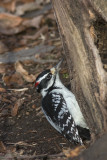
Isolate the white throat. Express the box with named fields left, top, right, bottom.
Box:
left=41, top=73, right=63, bottom=97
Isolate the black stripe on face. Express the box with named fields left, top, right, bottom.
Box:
left=36, top=69, right=50, bottom=82
left=36, top=69, right=53, bottom=92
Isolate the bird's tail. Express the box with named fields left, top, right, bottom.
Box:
left=77, top=126, right=91, bottom=141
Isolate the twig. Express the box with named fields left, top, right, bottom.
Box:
left=6, top=141, right=37, bottom=147
left=7, top=88, right=28, bottom=92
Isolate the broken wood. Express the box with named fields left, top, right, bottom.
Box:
left=51, top=0, right=107, bottom=139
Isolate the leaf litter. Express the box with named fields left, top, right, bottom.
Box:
left=0, top=0, right=76, bottom=160
left=0, top=13, right=43, bottom=35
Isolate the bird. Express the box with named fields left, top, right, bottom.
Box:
left=35, top=59, right=90, bottom=145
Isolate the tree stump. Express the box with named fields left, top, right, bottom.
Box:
left=51, top=0, right=107, bottom=139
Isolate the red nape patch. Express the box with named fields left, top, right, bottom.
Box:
left=35, top=82, right=40, bottom=87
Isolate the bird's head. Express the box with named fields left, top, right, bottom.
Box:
left=35, top=59, right=63, bottom=95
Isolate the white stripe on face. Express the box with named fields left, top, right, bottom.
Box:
left=36, top=73, right=49, bottom=83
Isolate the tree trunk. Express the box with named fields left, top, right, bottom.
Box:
left=51, top=0, right=107, bottom=140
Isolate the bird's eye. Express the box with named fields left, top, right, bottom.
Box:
left=47, top=73, right=52, bottom=80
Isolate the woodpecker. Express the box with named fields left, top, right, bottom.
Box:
left=35, top=59, right=90, bottom=145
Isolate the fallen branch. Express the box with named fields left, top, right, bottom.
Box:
left=0, top=45, right=55, bottom=63
left=7, top=88, right=28, bottom=92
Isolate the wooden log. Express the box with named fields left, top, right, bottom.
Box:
left=51, top=0, right=107, bottom=139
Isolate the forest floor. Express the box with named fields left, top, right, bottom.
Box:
left=0, top=1, right=81, bottom=159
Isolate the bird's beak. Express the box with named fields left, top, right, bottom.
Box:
left=50, top=59, right=63, bottom=75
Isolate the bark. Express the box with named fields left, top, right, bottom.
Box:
left=74, top=133, right=107, bottom=160
left=51, top=0, right=107, bottom=139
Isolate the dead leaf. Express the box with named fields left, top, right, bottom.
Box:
left=0, top=0, right=16, bottom=12
left=0, top=13, right=24, bottom=35
left=11, top=98, right=25, bottom=116
left=23, top=25, right=48, bottom=40
left=0, top=13, right=23, bottom=28
left=15, top=2, right=41, bottom=16
left=3, top=73, right=24, bottom=86
left=0, top=141, right=6, bottom=153
left=0, top=13, right=42, bottom=35
left=63, top=146, right=85, bottom=158
left=23, top=15, right=43, bottom=28
left=0, top=41, right=8, bottom=54
left=22, top=74, right=36, bottom=82
left=47, top=13, right=55, bottom=20
left=15, top=62, right=28, bottom=76
left=0, top=88, right=6, bottom=92
left=32, top=104, right=36, bottom=109
left=15, top=62, right=36, bottom=82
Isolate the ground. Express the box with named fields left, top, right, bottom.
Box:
left=0, top=61, right=73, bottom=157
left=0, top=1, right=76, bottom=159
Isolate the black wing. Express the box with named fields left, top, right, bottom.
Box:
left=77, top=126, right=91, bottom=141
left=42, top=92, right=83, bottom=144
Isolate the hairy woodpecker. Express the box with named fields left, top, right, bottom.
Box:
left=35, top=60, right=90, bottom=144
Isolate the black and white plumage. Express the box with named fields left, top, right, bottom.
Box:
left=35, top=59, right=90, bottom=144
left=42, top=92, right=83, bottom=144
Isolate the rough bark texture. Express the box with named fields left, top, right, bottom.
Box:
left=89, top=0, right=107, bottom=21
left=74, top=133, right=107, bottom=160
left=51, top=0, right=107, bottom=139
